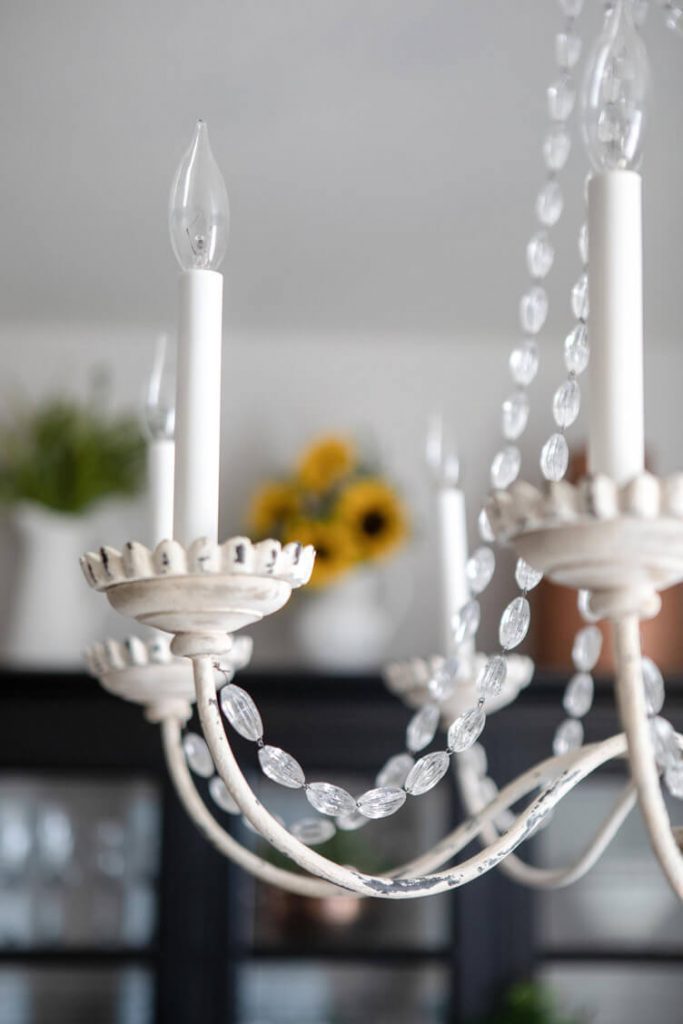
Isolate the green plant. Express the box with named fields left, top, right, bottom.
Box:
left=0, top=397, right=146, bottom=514
left=477, top=982, right=584, bottom=1024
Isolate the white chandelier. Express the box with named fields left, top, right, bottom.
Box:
left=82, top=0, right=683, bottom=904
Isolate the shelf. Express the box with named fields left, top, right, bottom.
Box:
left=241, top=946, right=454, bottom=964
left=0, top=947, right=158, bottom=965
left=538, top=949, right=683, bottom=964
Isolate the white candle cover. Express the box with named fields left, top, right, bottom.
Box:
left=437, top=487, right=472, bottom=657
left=174, top=268, right=223, bottom=545
left=148, top=438, right=175, bottom=546
left=587, top=171, right=644, bottom=484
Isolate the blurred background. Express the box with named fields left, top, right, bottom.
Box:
left=0, top=1, right=682, bottom=1022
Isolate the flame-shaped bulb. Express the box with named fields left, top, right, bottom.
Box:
left=581, top=0, right=649, bottom=171
left=426, top=414, right=460, bottom=487
left=169, top=120, right=230, bottom=271
left=146, top=333, right=176, bottom=440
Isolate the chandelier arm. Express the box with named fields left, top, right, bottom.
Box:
left=613, top=614, right=683, bottom=900
left=194, top=653, right=630, bottom=898
left=455, top=761, right=636, bottom=889
left=160, top=713, right=349, bottom=899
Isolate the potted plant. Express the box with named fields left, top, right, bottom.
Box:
left=0, top=394, right=145, bottom=667
left=476, top=982, right=585, bottom=1024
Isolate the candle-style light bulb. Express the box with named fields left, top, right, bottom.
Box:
left=169, top=120, right=230, bottom=271
left=581, top=0, right=649, bottom=172
left=146, top=333, right=176, bottom=440
left=426, top=413, right=460, bottom=488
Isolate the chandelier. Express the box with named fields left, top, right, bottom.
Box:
left=82, top=0, right=683, bottom=903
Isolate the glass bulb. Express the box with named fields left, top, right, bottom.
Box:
left=581, top=0, right=649, bottom=171
left=169, top=120, right=230, bottom=270
left=425, top=413, right=459, bottom=486
left=145, top=333, right=176, bottom=440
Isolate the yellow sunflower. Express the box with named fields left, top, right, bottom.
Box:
left=284, top=518, right=358, bottom=588
left=336, top=478, right=408, bottom=560
left=297, top=435, right=356, bottom=494
left=248, top=481, right=301, bottom=537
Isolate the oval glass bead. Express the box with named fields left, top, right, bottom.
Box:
left=478, top=507, right=495, bottom=543
left=428, top=657, right=460, bottom=702
left=490, top=446, right=521, bottom=489
left=502, top=391, right=530, bottom=441
left=306, top=782, right=356, bottom=818
left=335, top=808, right=367, bottom=832
left=563, top=672, right=595, bottom=718
left=665, top=762, right=683, bottom=799
left=220, top=684, right=264, bottom=742
left=357, top=786, right=407, bottom=819
left=553, top=718, right=584, bottom=756
left=526, top=230, right=554, bottom=279
left=406, top=703, right=440, bottom=753
left=519, top=286, right=548, bottom=335
left=404, top=751, right=451, bottom=796
left=543, top=125, right=571, bottom=171
left=642, top=657, right=665, bottom=716
left=515, top=557, right=543, bottom=592
left=540, top=433, right=569, bottom=483
left=571, top=272, right=589, bottom=320
left=466, top=547, right=496, bottom=595
left=547, top=77, right=576, bottom=121
left=258, top=745, right=305, bottom=789
left=553, top=377, right=581, bottom=429
left=447, top=706, right=486, bottom=753
left=209, top=776, right=239, bottom=814
left=572, top=625, right=603, bottom=672
left=477, top=655, right=507, bottom=699
left=651, top=716, right=680, bottom=771
left=376, top=752, right=415, bottom=788
left=499, top=596, right=531, bottom=650
left=564, top=323, right=590, bottom=374
left=290, top=818, right=336, bottom=846
left=509, top=340, right=539, bottom=386
left=183, top=732, right=214, bottom=778
left=555, top=29, right=582, bottom=70
left=452, top=599, right=481, bottom=646
left=536, top=179, right=563, bottom=227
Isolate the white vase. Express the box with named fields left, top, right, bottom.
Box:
left=293, top=568, right=397, bottom=673
left=2, top=503, right=100, bottom=669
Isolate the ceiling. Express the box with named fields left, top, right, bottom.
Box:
left=1, top=1, right=682, bottom=339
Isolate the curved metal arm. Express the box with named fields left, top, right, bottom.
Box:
left=194, top=653, right=631, bottom=899
left=614, top=615, right=683, bottom=900
left=455, top=759, right=636, bottom=889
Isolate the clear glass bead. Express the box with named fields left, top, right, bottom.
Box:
left=452, top=599, right=481, bottom=646
left=578, top=589, right=600, bottom=624
left=540, top=433, right=569, bottom=482
left=509, top=340, right=539, bottom=386
left=357, top=786, right=407, bottom=819
left=219, top=684, right=264, bottom=742
left=553, top=718, right=584, bottom=756
left=543, top=125, right=571, bottom=171
left=404, top=751, right=451, bottom=796
left=478, top=507, right=495, bottom=543
left=490, top=446, right=521, bottom=489
left=564, top=323, right=590, bottom=374
left=666, top=4, right=683, bottom=34
left=209, top=776, right=239, bottom=814
left=665, top=762, right=683, bottom=799
left=447, top=706, right=486, bottom=753
left=376, top=752, right=415, bottom=788
left=547, top=77, right=576, bottom=121
left=526, top=230, right=555, bottom=279
left=335, top=808, right=367, bottom=832
left=519, top=285, right=549, bottom=335
left=406, top=703, right=440, bottom=753
left=572, top=625, right=603, bottom=672
left=553, top=377, right=581, bottom=429
left=558, top=0, right=584, bottom=16
left=563, top=672, right=595, bottom=718
left=428, top=657, right=460, bottom=702
left=499, top=596, right=531, bottom=650
left=183, top=733, right=214, bottom=778
left=555, top=29, right=582, bottom=70
left=477, top=655, right=507, bottom=699
left=258, top=745, right=305, bottom=788
left=502, top=390, right=530, bottom=441
left=571, top=272, right=589, bottom=320
left=578, top=222, right=588, bottom=265
left=466, top=547, right=496, bottom=594
left=306, top=782, right=356, bottom=818
left=535, top=179, right=564, bottom=226
left=515, top=557, right=543, bottom=592
left=651, top=716, right=680, bottom=771
left=290, top=817, right=336, bottom=846
left=642, top=656, right=665, bottom=716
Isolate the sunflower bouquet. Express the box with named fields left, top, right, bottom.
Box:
left=247, top=435, right=408, bottom=588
